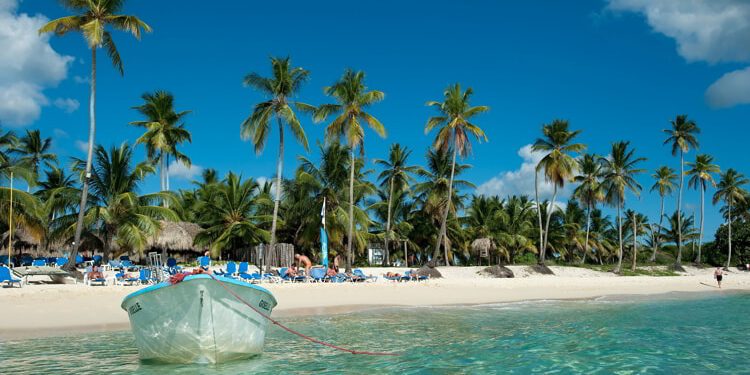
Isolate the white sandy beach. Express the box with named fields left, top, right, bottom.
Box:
left=2, top=265, right=748, bottom=340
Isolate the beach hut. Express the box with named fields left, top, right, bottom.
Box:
left=147, top=221, right=207, bottom=262
left=471, top=237, right=495, bottom=266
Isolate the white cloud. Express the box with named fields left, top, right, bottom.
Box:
left=476, top=144, right=575, bottom=204
left=75, top=140, right=88, bottom=153
left=0, top=0, right=73, bottom=126
left=73, top=75, right=89, bottom=84
left=53, top=98, right=79, bottom=113
left=705, top=66, right=750, bottom=108
left=606, top=0, right=750, bottom=108
left=53, top=128, right=68, bottom=138
left=168, top=160, right=203, bottom=180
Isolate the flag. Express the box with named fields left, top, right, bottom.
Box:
left=320, top=197, right=328, bottom=268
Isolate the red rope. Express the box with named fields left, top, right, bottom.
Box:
left=208, top=274, right=399, bottom=356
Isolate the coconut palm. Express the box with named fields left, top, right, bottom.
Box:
left=663, top=115, right=700, bottom=267
left=496, top=195, right=537, bottom=264
left=39, top=0, right=151, bottom=271
left=649, top=166, right=677, bottom=262
left=623, top=209, right=648, bottom=271
left=63, top=143, right=176, bottom=261
left=600, top=141, right=646, bottom=273
left=573, top=153, right=603, bottom=264
left=374, top=143, right=420, bottom=265
left=660, top=211, right=699, bottom=259
left=425, top=83, right=488, bottom=265
left=532, top=120, right=585, bottom=263
left=241, top=57, right=313, bottom=266
left=713, top=169, right=749, bottom=269
left=130, top=90, right=192, bottom=198
left=12, top=130, right=57, bottom=190
left=314, top=69, right=385, bottom=272
left=686, top=154, right=720, bottom=265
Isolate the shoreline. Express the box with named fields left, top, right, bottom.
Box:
left=2, top=265, right=749, bottom=341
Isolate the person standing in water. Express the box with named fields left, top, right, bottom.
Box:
left=714, top=267, right=726, bottom=288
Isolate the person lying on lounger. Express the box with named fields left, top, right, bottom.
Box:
left=385, top=272, right=402, bottom=278
left=286, top=266, right=299, bottom=278
left=326, top=267, right=338, bottom=277
left=89, top=264, right=104, bottom=280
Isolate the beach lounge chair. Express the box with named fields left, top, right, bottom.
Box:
left=32, top=259, right=46, bottom=267
left=279, top=267, right=307, bottom=283
left=166, top=258, right=182, bottom=275
left=309, top=267, right=328, bottom=282
left=353, top=269, right=377, bottom=282
left=93, top=255, right=103, bottom=264
left=138, top=269, right=153, bottom=285
left=198, top=256, right=211, bottom=271
left=83, top=266, right=107, bottom=286
left=75, top=254, right=84, bottom=266
left=109, top=260, right=121, bottom=270
left=383, top=272, right=410, bottom=282
left=0, top=266, right=21, bottom=287
left=121, top=260, right=136, bottom=271
left=19, top=255, right=33, bottom=266
left=215, top=262, right=238, bottom=278
left=55, top=257, right=67, bottom=268
left=405, top=270, right=429, bottom=281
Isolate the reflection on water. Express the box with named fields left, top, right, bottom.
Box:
left=2, top=293, right=748, bottom=374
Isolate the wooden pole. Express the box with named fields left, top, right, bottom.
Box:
left=7, top=172, right=13, bottom=266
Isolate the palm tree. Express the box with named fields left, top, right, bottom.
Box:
left=713, top=169, right=748, bottom=269
left=425, top=84, right=488, bottom=265
left=130, top=90, right=192, bottom=199
left=660, top=211, right=699, bottom=260
left=649, top=166, right=677, bottom=262
left=624, top=209, right=648, bottom=271
left=686, top=154, right=720, bottom=265
left=374, top=144, right=420, bottom=265
left=64, top=143, right=176, bottom=261
left=40, top=0, right=151, bottom=271
left=600, top=141, right=646, bottom=273
left=573, top=153, right=603, bottom=264
left=12, top=130, right=57, bottom=191
left=241, top=57, right=313, bottom=267
left=497, top=195, right=537, bottom=264
left=314, top=69, right=385, bottom=272
left=532, top=120, right=585, bottom=263
left=663, top=115, right=700, bottom=267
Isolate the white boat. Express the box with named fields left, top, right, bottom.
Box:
left=121, top=273, right=277, bottom=364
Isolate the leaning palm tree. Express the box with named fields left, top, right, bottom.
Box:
left=532, top=120, right=585, bottom=263
left=130, top=90, right=192, bottom=198
left=374, top=144, right=420, bottom=265
left=424, top=83, right=488, bottom=265
left=600, top=141, right=646, bottom=274
left=649, top=166, right=677, bottom=262
left=713, top=169, right=748, bottom=269
left=314, top=69, right=385, bottom=272
left=39, top=0, right=151, bottom=271
left=686, top=154, right=720, bottom=265
left=241, top=57, right=313, bottom=266
left=573, top=153, right=603, bottom=264
left=12, top=130, right=57, bottom=191
left=663, top=115, right=699, bottom=267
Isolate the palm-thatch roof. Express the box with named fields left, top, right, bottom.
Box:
left=148, top=221, right=205, bottom=251
left=2, top=226, right=41, bottom=247
left=471, top=237, right=495, bottom=256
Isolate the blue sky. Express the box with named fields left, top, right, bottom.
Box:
left=3, top=0, right=749, bottom=237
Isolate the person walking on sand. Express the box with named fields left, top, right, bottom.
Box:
left=714, top=267, right=726, bottom=288
left=295, top=253, right=312, bottom=276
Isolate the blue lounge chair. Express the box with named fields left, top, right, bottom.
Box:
left=0, top=266, right=22, bottom=287
left=46, top=257, right=56, bottom=266
left=84, top=266, right=106, bottom=286
left=123, top=271, right=140, bottom=286
left=121, top=260, right=135, bottom=271
left=75, top=254, right=84, bottom=266
left=138, top=268, right=153, bottom=284
left=405, top=270, right=429, bottom=281
left=32, top=259, right=46, bottom=267
left=279, top=267, right=307, bottom=282
left=353, top=269, right=377, bottom=282
left=109, top=260, right=121, bottom=270
left=55, top=257, right=68, bottom=267
left=309, top=267, right=328, bottom=282
left=93, top=255, right=103, bottom=264
left=19, top=255, right=33, bottom=266
left=198, top=256, right=211, bottom=271
left=165, top=258, right=182, bottom=275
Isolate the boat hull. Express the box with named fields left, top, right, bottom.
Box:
left=121, top=274, right=277, bottom=364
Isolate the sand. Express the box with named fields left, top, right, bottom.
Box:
left=2, top=265, right=748, bottom=340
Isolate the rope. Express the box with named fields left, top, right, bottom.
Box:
left=208, top=274, right=399, bottom=356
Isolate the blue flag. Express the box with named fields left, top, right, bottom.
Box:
left=321, top=197, right=329, bottom=268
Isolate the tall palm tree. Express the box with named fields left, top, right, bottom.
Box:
left=374, top=143, right=420, bottom=265
left=624, top=209, right=648, bottom=271
left=12, top=130, right=57, bottom=191
left=600, top=141, right=646, bottom=273
left=532, top=120, right=585, bottom=263
left=424, top=84, right=488, bottom=265
left=241, top=57, right=313, bottom=267
left=497, top=195, right=537, bottom=264
left=649, top=166, right=677, bottom=262
left=40, top=0, right=151, bottom=271
left=686, top=154, right=720, bottom=265
left=130, top=90, right=192, bottom=199
left=713, top=169, right=748, bottom=269
left=663, top=114, right=700, bottom=267
left=573, top=153, right=603, bottom=264
left=314, top=69, right=385, bottom=272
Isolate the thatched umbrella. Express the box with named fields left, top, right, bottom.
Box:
left=471, top=237, right=495, bottom=265
left=148, top=221, right=206, bottom=261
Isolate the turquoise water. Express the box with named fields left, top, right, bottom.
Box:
left=2, top=292, right=749, bottom=374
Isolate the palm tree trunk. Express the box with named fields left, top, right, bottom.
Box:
left=615, top=195, right=623, bottom=273
left=346, top=147, right=355, bottom=273
left=403, top=240, right=408, bottom=267
left=384, top=177, right=394, bottom=266
left=165, top=154, right=170, bottom=192
left=543, top=185, right=557, bottom=255
left=67, top=48, right=97, bottom=272
left=268, top=119, right=284, bottom=274
left=651, top=195, right=665, bottom=262
left=676, top=150, right=684, bottom=265
left=696, top=184, right=705, bottom=265
left=726, top=201, right=733, bottom=270
left=534, top=170, right=545, bottom=263
left=433, top=147, right=457, bottom=266
left=581, top=202, right=591, bottom=265
left=631, top=215, right=638, bottom=272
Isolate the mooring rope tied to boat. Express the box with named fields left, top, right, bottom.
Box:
left=208, top=274, right=400, bottom=356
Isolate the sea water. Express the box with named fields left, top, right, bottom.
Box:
left=2, top=292, right=749, bottom=374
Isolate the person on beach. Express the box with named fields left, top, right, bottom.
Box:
left=714, top=267, right=726, bottom=288
left=326, top=266, right=337, bottom=277
left=89, top=264, right=104, bottom=280
left=286, top=265, right=299, bottom=278
left=295, top=253, right=312, bottom=276
left=333, top=254, right=341, bottom=273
